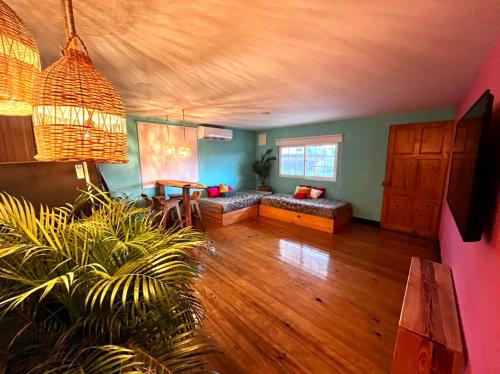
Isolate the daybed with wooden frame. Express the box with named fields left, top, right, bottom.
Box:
left=198, top=191, right=264, bottom=226
left=259, top=193, right=352, bottom=233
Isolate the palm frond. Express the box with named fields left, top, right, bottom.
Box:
left=76, top=345, right=139, bottom=374
left=0, top=187, right=218, bottom=373
left=252, top=149, right=276, bottom=186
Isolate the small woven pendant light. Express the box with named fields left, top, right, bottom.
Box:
left=0, top=0, right=41, bottom=115
left=32, top=0, right=127, bottom=163
left=164, top=113, right=176, bottom=156
left=178, top=109, right=192, bottom=158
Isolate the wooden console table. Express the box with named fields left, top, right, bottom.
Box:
left=157, top=180, right=206, bottom=227
left=392, top=257, right=464, bottom=374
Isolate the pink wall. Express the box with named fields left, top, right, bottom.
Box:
left=439, top=40, right=500, bottom=374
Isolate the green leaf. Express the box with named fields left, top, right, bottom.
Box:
left=0, top=187, right=217, bottom=373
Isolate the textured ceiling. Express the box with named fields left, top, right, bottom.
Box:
left=9, top=0, right=500, bottom=129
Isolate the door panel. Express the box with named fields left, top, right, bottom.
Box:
left=420, top=126, right=446, bottom=154
left=394, top=127, right=416, bottom=154
left=381, top=121, right=453, bottom=238
left=412, top=199, right=440, bottom=236
left=390, top=159, right=413, bottom=190
left=384, top=195, right=414, bottom=229
left=414, top=159, right=446, bottom=196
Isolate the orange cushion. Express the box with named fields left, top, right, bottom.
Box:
left=219, top=184, right=229, bottom=193
left=300, top=185, right=326, bottom=198
left=294, top=186, right=311, bottom=198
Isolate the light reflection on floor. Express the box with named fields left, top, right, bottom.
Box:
left=279, top=239, right=330, bottom=279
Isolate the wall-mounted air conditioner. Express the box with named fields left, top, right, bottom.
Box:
left=198, top=126, right=233, bottom=141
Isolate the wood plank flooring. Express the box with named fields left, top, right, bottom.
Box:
left=199, top=217, right=438, bottom=373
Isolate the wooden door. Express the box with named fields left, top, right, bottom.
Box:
left=381, top=121, right=453, bottom=238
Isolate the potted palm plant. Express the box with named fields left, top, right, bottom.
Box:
left=252, top=149, right=276, bottom=192
left=0, top=188, right=217, bottom=373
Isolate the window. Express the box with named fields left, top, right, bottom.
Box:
left=277, top=135, right=342, bottom=181
left=280, top=146, right=305, bottom=177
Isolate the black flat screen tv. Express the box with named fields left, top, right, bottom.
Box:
left=446, top=90, right=494, bottom=242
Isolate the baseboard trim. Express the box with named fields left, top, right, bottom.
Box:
left=352, top=216, right=380, bottom=227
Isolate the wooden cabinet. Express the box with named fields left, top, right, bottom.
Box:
left=0, top=115, right=37, bottom=163
left=0, top=161, right=101, bottom=210
left=392, top=257, right=464, bottom=374
left=381, top=121, right=453, bottom=238
left=0, top=116, right=108, bottom=209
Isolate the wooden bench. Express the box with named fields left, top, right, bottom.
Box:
left=258, top=204, right=352, bottom=233
left=202, top=204, right=259, bottom=226
left=392, top=257, right=464, bottom=374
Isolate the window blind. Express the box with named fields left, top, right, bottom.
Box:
left=275, top=134, right=343, bottom=147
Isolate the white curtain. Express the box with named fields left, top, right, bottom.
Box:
left=137, top=122, right=199, bottom=188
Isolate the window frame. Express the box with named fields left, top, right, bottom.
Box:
left=278, top=142, right=339, bottom=182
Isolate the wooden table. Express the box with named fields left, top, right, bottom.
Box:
left=157, top=180, right=206, bottom=226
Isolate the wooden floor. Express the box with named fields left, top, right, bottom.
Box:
left=199, top=217, right=439, bottom=373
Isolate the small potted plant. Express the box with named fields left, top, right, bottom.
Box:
left=252, top=149, right=276, bottom=192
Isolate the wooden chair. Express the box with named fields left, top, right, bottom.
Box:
left=151, top=196, right=183, bottom=228
left=167, top=191, right=204, bottom=230
left=190, top=190, right=204, bottom=231
left=140, top=193, right=154, bottom=213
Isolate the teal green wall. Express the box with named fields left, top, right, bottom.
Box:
left=100, top=108, right=454, bottom=221
left=257, top=107, right=455, bottom=221
left=99, top=115, right=256, bottom=197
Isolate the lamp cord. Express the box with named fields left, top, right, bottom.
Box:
left=62, top=0, right=76, bottom=38
left=61, top=0, right=90, bottom=55
left=182, top=109, right=186, bottom=141
left=166, top=113, right=170, bottom=142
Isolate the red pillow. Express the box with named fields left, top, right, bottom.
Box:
left=207, top=186, right=221, bottom=198
left=294, top=192, right=308, bottom=199
left=228, top=186, right=233, bottom=191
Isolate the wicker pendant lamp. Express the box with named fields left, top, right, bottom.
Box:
left=178, top=109, right=192, bottom=158
left=32, top=0, right=127, bottom=163
left=0, top=0, right=41, bottom=115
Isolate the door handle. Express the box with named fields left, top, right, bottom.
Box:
left=382, top=181, right=390, bottom=187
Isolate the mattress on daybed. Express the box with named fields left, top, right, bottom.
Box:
left=260, top=193, right=352, bottom=219
left=198, top=191, right=265, bottom=214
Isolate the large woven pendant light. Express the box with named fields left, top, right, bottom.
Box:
left=0, top=0, right=41, bottom=115
left=178, top=109, right=192, bottom=158
left=32, top=0, right=127, bottom=163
